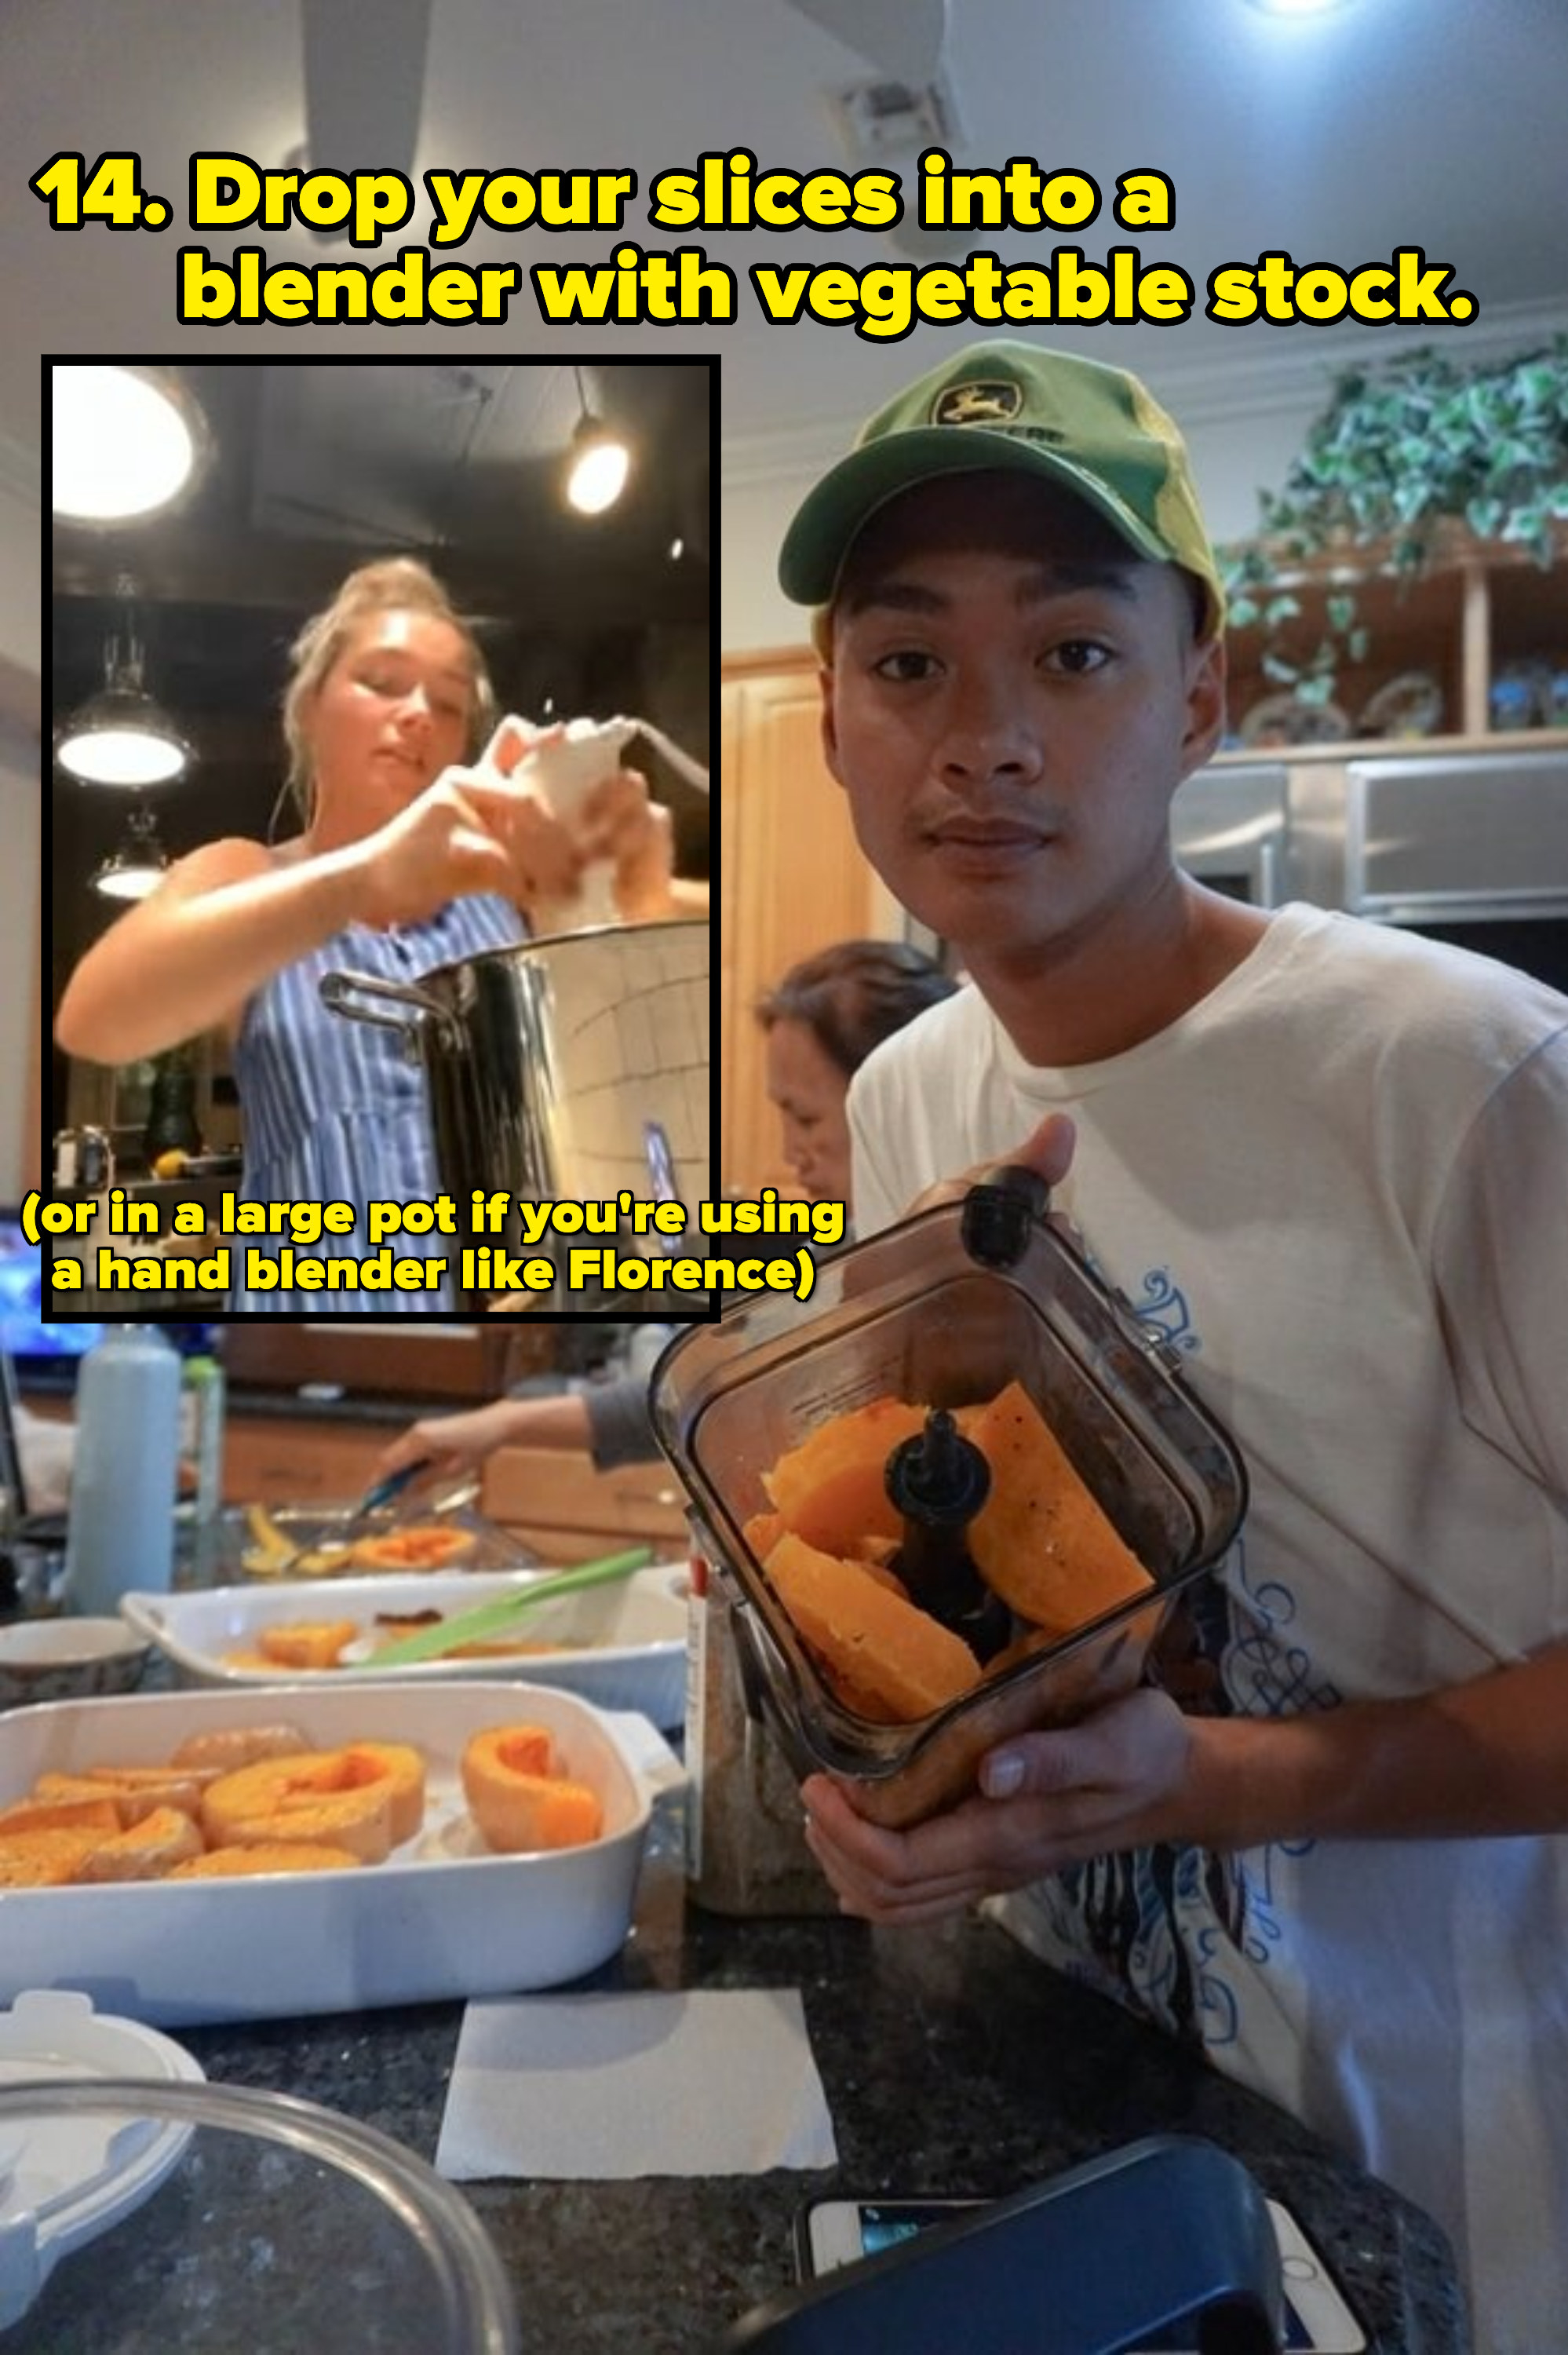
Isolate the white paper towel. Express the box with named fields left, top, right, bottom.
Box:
left=436, top=1988, right=838, bottom=2180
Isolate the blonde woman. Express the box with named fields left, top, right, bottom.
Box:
left=56, top=558, right=680, bottom=1311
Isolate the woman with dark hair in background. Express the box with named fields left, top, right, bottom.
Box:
left=375, top=939, right=957, bottom=1480
left=759, top=939, right=958, bottom=1210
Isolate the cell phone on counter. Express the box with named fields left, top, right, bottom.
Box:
left=796, top=2194, right=1367, bottom=2352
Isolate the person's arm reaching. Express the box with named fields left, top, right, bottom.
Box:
left=374, top=1374, right=661, bottom=1490
left=374, top=1394, right=596, bottom=1487
left=579, top=1378, right=657, bottom=1469
left=57, top=835, right=375, bottom=1066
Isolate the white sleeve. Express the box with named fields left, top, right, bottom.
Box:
left=1432, top=1026, right=1568, bottom=1501
left=846, top=1062, right=906, bottom=1238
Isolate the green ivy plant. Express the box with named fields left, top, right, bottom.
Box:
left=1217, top=334, right=1568, bottom=706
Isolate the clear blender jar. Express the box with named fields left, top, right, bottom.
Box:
left=652, top=1170, right=1249, bottom=1831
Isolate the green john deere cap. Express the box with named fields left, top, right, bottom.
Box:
left=779, top=338, right=1223, bottom=638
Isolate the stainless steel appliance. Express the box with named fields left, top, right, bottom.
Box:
left=1174, top=743, right=1568, bottom=993
left=322, top=918, right=710, bottom=1314
left=1169, top=761, right=1290, bottom=907
left=1336, top=749, right=1568, bottom=992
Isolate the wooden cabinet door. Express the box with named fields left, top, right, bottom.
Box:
left=222, top=1415, right=376, bottom=1505
left=722, top=655, right=901, bottom=1199
left=480, top=1445, right=689, bottom=1563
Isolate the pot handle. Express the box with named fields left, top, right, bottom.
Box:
left=625, top=716, right=709, bottom=797
left=319, top=966, right=445, bottom=1044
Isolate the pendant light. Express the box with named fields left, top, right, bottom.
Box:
left=58, top=578, right=189, bottom=788
left=57, top=626, right=188, bottom=787
left=564, top=366, right=630, bottom=514
left=52, top=365, right=206, bottom=524
left=90, top=803, right=170, bottom=901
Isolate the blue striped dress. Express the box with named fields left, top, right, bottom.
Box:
left=231, top=893, right=527, bottom=1313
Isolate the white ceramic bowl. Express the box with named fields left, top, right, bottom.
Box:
left=0, top=1618, right=150, bottom=1710
left=0, top=1681, right=683, bottom=2024
left=119, top=1565, right=687, bottom=1726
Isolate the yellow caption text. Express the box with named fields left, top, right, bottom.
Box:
left=26, top=151, right=1479, bottom=336
left=28, top=1187, right=844, bottom=1305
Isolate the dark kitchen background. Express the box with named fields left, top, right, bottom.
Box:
left=49, top=357, right=712, bottom=1158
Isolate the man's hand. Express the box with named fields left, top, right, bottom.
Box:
left=804, top=1636, right=1568, bottom=1924
left=904, top=1110, right=1078, bottom=1221
left=800, top=1687, right=1193, bottom=1922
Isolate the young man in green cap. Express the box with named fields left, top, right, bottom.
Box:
left=778, top=339, right=1568, bottom=2355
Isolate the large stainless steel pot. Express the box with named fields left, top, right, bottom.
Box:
left=320, top=919, right=709, bottom=1314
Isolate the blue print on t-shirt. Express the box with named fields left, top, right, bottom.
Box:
left=1028, top=1258, right=1334, bottom=2051
left=1131, top=1264, right=1201, bottom=1355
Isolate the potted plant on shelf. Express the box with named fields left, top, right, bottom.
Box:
left=1218, top=334, right=1568, bottom=724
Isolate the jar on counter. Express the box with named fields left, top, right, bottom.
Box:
left=63, top=1326, right=182, bottom=1612
left=171, top=1327, right=227, bottom=1584
left=684, top=1546, right=839, bottom=1917
left=52, top=1127, right=113, bottom=1191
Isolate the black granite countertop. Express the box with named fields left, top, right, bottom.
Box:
left=31, top=1806, right=1457, bottom=2354
left=0, top=1488, right=1471, bottom=2350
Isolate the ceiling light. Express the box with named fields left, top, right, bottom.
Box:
left=567, top=419, right=631, bottom=514
left=1244, top=0, right=1352, bottom=13
left=564, top=366, right=630, bottom=514
left=58, top=629, right=189, bottom=787
left=91, top=805, right=170, bottom=901
left=52, top=366, right=204, bottom=523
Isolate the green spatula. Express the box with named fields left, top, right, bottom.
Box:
left=348, top=1545, right=656, bottom=1669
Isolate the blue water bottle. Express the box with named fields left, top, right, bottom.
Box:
left=64, top=1324, right=182, bottom=1614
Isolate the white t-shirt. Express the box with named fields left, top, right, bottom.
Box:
left=849, top=904, right=1568, bottom=2354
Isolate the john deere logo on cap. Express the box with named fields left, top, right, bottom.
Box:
left=932, top=380, right=1023, bottom=427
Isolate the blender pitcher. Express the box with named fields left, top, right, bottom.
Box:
left=651, top=1169, right=1249, bottom=1830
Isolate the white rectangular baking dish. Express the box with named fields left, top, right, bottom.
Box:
left=120, top=1566, right=687, bottom=1729
left=0, top=1682, right=683, bottom=2028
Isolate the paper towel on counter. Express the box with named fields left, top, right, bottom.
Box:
left=436, top=1988, right=838, bottom=2179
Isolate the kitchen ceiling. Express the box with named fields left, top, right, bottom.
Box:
left=51, top=360, right=711, bottom=629
left=5, top=0, right=1568, bottom=473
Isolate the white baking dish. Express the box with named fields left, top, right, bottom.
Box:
left=0, top=1682, right=683, bottom=2028
left=120, top=1566, right=687, bottom=1729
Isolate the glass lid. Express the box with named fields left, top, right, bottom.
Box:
left=0, top=2076, right=518, bottom=2352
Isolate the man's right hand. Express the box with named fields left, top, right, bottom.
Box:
left=904, top=1111, right=1078, bottom=1220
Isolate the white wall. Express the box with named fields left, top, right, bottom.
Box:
left=722, top=385, right=1320, bottom=655
left=0, top=447, right=42, bottom=706
left=720, top=304, right=1568, bottom=655
left=0, top=720, right=40, bottom=1202
left=1, top=439, right=42, bottom=1201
